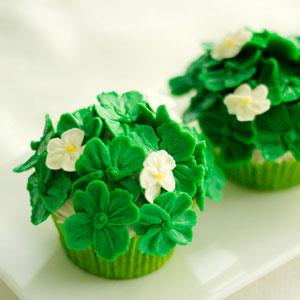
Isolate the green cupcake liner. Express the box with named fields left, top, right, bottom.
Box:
left=52, top=215, right=174, bottom=279
left=224, top=158, right=300, bottom=190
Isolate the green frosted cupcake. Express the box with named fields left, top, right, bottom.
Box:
left=13, top=91, right=225, bottom=279
left=169, top=28, right=300, bottom=190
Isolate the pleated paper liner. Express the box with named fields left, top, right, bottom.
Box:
left=52, top=214, right=174, bottom=279
left=224, top=158, right=300, bottom=190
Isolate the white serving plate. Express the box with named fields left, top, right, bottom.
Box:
left=1, top=1, right=300, bottom=299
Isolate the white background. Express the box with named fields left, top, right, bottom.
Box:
left=1, top=0, right=300, bottom=299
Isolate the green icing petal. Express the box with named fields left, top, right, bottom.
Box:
left=154, top=192, right=192, bottom=218
left=158, top=122, right=196, bottom=162
left=137, top=227, right=176, bottom=257
left=266, top=33, right=299, bottom=61
left=26, top=154, right=72, bottom=224
left=107, top=189, right=139, bottom=225
left=220, top=139, right=254, bottom=167
left=167, top=210, right=197, bottom=245
left=169, top=75, right=195, bottom=95
left=72, top=189, right=98, bottom=216
left=139, top=204, right=170, bottom=225
left=71, top=171, right=104, bottom=194
left=43, top=172, right=71, bottom=212
left=93, top=226, right=130, bottom=261
left=255, top=104, right=291, bottom=133
left=199, top=69, right=227, bottom=92
left=155, top=105, right=173, bottom=127
left=57, top=107, right=103, bottom=141
left=173, top=158, right=205, bottom=197
left=87, top=180, right=110, bottom=213
left=135, top=103, right=156, bottom=127
left=186, top=53, right=222, bottom=75
left=116, top=176, right=141, bottom=202
left=13, top=154, right=38, bottom=173
left=204, top=166, right=226, bottom=203
left=63, top=213, right=94, bottom=250
left=27, top=172, right=51, bottom=225
left=95, top=91, right=145, bottom=136
left=127, top=125, right=159, bottom=155
left=246, top=30, right=270, bottom=49
left=108, top=136, right=145, bottom=180
left=255, top=103, right=300, bottom=161
left=75, top=138, right=111, bottom=176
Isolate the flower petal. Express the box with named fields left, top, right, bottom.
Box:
left=108, top=189, right=138, bottom=225
left=159, top=171, right=176, bottom=192
left=158, top=150, right=176, bottom=171
left=138, top=227, right=176, bottom=257
left=145, top=184, right=161, bottom=203
left=86, top=180, right=109, bottom=213
left=140, top=168, right=156, bottom=188
left=154, top=192, right=192, bottom=217
left=236, top=105, right=256, bottom=121
left=46, top=152, right=64, bottom=170
left=63, top=213, right=93, bottom=250
left=224, top=95, right=243, bottom=114
left=61, top=153, right=76, bottom=172
left=167, top=210, right=197, bottom=245
left=93, top=226, right=129, bottom=261
left=234, top=84, right=252, bottom=96
left=235, top=28, right=252, bottom=45
left=252, top=84, right=269, bottom=99
left=61, top=128, right=85, bottom=147
left=47, top=138, right=65, bottom=153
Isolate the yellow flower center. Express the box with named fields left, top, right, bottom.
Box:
left=66, top=145, right=76, bottom=152
left=155, top=173, right=164, bottom=180
left=226, top=38, right=235, bottom=46
left=242, top=97, right=251, bottom=104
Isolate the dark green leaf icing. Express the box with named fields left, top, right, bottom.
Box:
left=169, top=29, right=300, bottom=166
left=13, top=90, right=223, bottom=260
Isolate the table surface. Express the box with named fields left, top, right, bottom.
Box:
left=1, top=0, right=300, bottom=299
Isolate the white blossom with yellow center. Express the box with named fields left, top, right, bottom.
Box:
left=140, top=150, right=176, bottom=203
left=46, top=128, right=85, bottom=172
left=211, top=28, right=253, bottom=60
left=224, top=84, right=271, bottom=121
left=144, top=90, right=181, bottom=122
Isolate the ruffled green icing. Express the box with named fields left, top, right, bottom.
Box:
left=13, top=90, right=223, bottom=261
left=169, top=29, right=300, bottom=166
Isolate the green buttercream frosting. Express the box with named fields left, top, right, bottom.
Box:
left=169, top=29, right=300, bottom=167
left=14, top=90, right=223, bottom=261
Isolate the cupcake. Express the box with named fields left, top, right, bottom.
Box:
left=169, top=28, right=300, bottom=190
left=13, top=91, right=224, bottom=279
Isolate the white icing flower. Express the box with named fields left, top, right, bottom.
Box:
left=224, top=84, right=271, bottom=121
left=46, top=128, right=85, bottom=172
left=211, top=28, right=253, bottom=60
left=144, top=90, right=181, bottom=122
left=140, top=150, right=176, bottom=203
